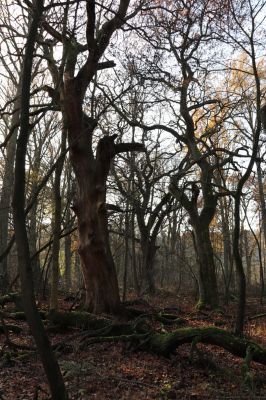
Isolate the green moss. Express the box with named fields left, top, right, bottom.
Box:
left=48, top=310, right=110, bottom=330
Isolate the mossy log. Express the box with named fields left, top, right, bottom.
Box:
left=47, top=310, right=111, bottom=330
left=146, top=327, right=266, bottom=365
left=47, top=310, right=151, bottom=334
left=81, top=326, right=266, bottom=366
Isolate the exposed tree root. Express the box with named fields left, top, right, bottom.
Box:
left=2, top=308, right=266, bottom=370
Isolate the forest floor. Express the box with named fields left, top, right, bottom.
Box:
left=1, top=291, right=266, bottom=399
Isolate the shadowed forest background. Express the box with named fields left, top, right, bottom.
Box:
left=1, top=0, right=266, bottom=399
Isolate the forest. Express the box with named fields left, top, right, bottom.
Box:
left=1, top=0, right=266, bottom=398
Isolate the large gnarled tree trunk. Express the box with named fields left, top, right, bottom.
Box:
left=42, top=0, right=141, bottom=313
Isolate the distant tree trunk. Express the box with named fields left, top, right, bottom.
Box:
left=243, top=230, right=253, bottom=290
left=257, top=159, right=266, bottom=247
left=50, top=126, right=66, bottom=310
left=12, top=1, right=67, bottom=398
left=64, top=232, right=72, bottom=292
left=220, top=197, right=233, bottom=304
left=28, top=200, right=41, bottom=292
left=130, top=213, right=140, bottom=295
left=140, top=236, right=157, bottom=294
left=170, top=181, right=218, bottom=309
left=123, top=204, right=130, bottom=301
left=28, top=145, right=42, bottom=293
left=233, top=197, right=246, bottom=336
left=0, top=87, right=21, bottom=293
left=64, top=171, right=73, bottom=292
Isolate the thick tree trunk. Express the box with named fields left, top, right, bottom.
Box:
left=141, top=238, right=157, bottom=294
left=194, top=224, right=218, bottom=309
left=76, top=189, right=121, bottom=313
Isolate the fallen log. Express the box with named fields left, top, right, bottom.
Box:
left=47, top=310, right=112, bottom=330
left=147, top=327, right=266, bottom=363
left=81, top=326, right=266, bottom=366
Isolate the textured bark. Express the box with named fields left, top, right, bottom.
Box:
left=72, top=135, right=123, bottom=313
left=193, top=225, right=218, bottom=308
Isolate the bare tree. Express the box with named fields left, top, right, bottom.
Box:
left=11, top=1, right=67, bottom=397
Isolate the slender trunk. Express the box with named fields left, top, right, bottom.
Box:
left=122, top=206, right=130, bottom=301
left=50, top=127, right=66, bottom=310
left=257, top=160, right=266, bottom=246
left=243, top=230, right=252, bottom=290
left=0, top=88, right=21, bottom=293
left=233, top=198, right=246, bottom=336
left=64, top=167, right=73, bottom=292
left=130, top=212, right=140, bottom=295
left=12, top=3, right=67, bottom=398
left=64, top=233, right=72, bottom=291
left=220, top=198, right=232, bottom=303
left=28, top=200, right=41, bottom=292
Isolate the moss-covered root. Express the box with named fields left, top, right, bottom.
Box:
left=147, top=327, right=266, bottom=365
left=47, top=310, right=139, bottom=335
left=47, top=310, right=111, bottom=330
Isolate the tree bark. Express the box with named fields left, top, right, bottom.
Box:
left=12, top=2, right=67, bottom=398
left=69, top=132, right=145, bottom=313
left=193, top=224, right=218, bottom=308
